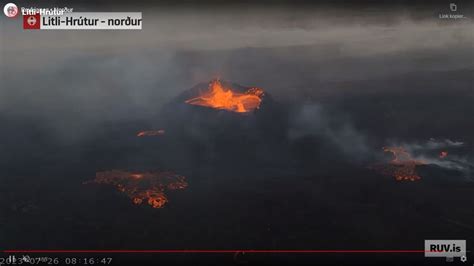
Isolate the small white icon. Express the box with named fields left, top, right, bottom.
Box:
left=460, top=255, right=467, bottom=262
left=3, top=3, right=18, bottom=18
left=450, top=3, right=457, bottom=12
left=27, top=15, right=37, bottom=26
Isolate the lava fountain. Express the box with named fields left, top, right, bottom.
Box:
left=185, top=79, right=264, bottom=113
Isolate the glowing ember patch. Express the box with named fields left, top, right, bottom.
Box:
left=84, top=170, right=187, bottom=208
left=130, top=173, right=143, bottom=179
left=185, top=80, right=263, bottom=113
left=371, top=147, right=425, bottom=181
left=137, top=129, right=165, bottom=137
left=440, top=151, right=448, bottom=159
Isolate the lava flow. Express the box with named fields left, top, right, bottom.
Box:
left=372, top=147, right=425, bottom=181
left=185, top=80, right=263, bottom=113
left=84, top=170, right=187, bottom=208
left=137, top=129, right=165, bottom=137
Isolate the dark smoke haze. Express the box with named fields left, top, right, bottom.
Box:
left=1, top=2, right=473, bottom=169
left=1, top=2, right=474, bottom=260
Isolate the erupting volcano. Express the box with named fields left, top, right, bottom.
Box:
left=371, top=147, right=425, bottom=181
left=185, top=80, right=264, bottom=113
left=84, top=170, right=187, bottom=208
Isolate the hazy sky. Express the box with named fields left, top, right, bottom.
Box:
left=0, top=2, right=472, bottom=142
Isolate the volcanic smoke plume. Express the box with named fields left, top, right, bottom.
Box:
left=85, top=170, right=187, bottom=208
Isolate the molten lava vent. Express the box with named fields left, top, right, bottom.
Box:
left=85, top=170, right=187, bottom=208
left=371, top=147, right=425, bottom=181
left=184, top=80, right=264, bottom=113
left=156, top=79, right=284, bottom=165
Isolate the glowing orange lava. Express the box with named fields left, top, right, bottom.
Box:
left=84, top=170, right=187, bottom=208
left=371, top=147, right=425, bottom=181
left=137, top=129, right=165, bottom=137
left=185, top=80, right=263, bottom=113
left=439, top=151, right=448, bottom=159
